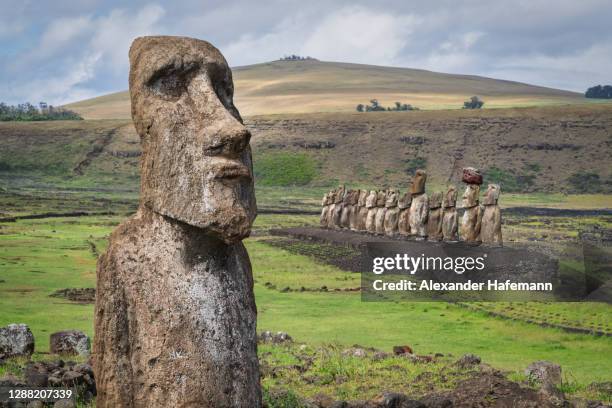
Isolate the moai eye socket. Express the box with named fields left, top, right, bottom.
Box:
left=147, top=62, right=200, bottom=100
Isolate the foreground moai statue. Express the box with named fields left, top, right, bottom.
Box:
left=374, top=190, right=387, bottom=235
left=481, top=184, right=503, bottom=245
left=442, top=185, right=459, bottom=241
left=460, top=167, right=483, bottom=243
left=94, top=37, right=261, bottom=407
left=409, top=170, right=429, bottom=240
left=427, top=191, right=443, bottom=241
left=384, top=189, right=400, bottom=237
left=357, top=190, right=369, bottom=231
left=365, top=190, right=378, bottom=233
left=397, top=190, right=412, bottom=236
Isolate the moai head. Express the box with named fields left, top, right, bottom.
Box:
left=129, top=36, right=255, bottom=244
left=385, top=189, right=399, bottom=208
left=398, top=191, right=412, bottom=209
left=429, top=191, right=443, bottom=209
left=462, top=184, right=480, bottom=208
left=443, top=185, right=457, bottom=208
left=366, top=190, right=377, bottom=208
left=350, top=189, right=360, bottom=205
left=483, top=184, right=501, bottom=205
left=343, top=189, right=353, bottom=205
left=358, top=190, right=368, bottom=207
left=411, top=170, right=427, bottom=195
left=376, top=190, right=387, bottom=207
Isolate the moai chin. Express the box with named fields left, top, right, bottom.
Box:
left=374, top=190, right=388, bottom=235
left=427, top=191, right=444, bottom=241
left=94, top=36, right=261, bottom=408
left=409, top=170, right=429, bottom=240
left=384, top=189, right=400, bottom=237
left=480, top=184, right=503, bottom=246
left=460, top=167, right=483, bottom=243
left=365, top=190, right=378, bottom=233
left=357, top=190, right=369, bottom=231
left=397, top=190, right=412, bottom=237
left=442, top=185, right=459, bottom=242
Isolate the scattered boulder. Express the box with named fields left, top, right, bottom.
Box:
left=372, top=392, right=425, bottom=408
left=342, top=347, right=367, bottom=358
left=259, top=331, right=293, bottom=344
left=525, top=360, right=562, bottom=385
left=455, top=353, right=481, bottom=367
left=50, top=288, right=95, bottom=303
left=50, top=330, right=90, bottom=356
left=0, top=323, right=35, bottom=358
left=393, top=345, right=413, bottom=355
left=24, top=362, right=49, bottom=387
left=54, top=399, right=76, bottom=408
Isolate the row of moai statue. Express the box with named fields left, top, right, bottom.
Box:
left=320, top=168, right=502, bottom=245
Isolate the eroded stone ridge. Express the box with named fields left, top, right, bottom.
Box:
left=319, top=167, right=502, bottom=245
left=94, top=36, right=261, bottom=407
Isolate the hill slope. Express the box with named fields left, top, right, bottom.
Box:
left=66, top=60, right=586, bottom=119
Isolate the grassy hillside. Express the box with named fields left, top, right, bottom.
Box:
left=65, top=60, right=589, bottom=119
left=1, top=104, right=611, bottom=197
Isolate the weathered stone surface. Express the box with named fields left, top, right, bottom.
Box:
left=383, top=190, right=399, bottom=237
left=357, top=190, right=369, bottom=232
left=0, top=323, right=34, bottom=358
left=258, top=331, right=292, bottom=344
left=409, top=171, right=428, bottom=239
left=397, top=191, right=412, bottom=236
left=340, top=189, right=352, bottom=229
left=320, top=192, right=331, bottom=227
left=462, top=167, right=483, bottom=185
left=94, top=36, right=260, bottom=408
left=481, top=184, right=503, bottom=245
left=331, top=187, right=345, bottom=229
left=50, top=331, right=90, bottom=356
left=442, top=185, right=459, bottom=241
left=411, top=169, right=427, bottom=194
left=427, top=192, right=443, bottom=241
left=460, top=183, right=481, bottom=242
left=365, top=190, right=378, bottom=234
left=374, top=190, right=387, bottom=235
left=348, top=190, right=361, bottom=231
left=525, top=361, right=562, bottom=385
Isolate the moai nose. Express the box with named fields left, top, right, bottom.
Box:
left=204, top=123, right=251, bottom=158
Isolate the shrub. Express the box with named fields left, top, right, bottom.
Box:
left=585, top=85, right=612, bottom=99
left=567, top=172, right=603, bottom=193
left=254, top=152, right=317, bottom=186
left=405, top=157, right=427, bottom=175
left=463, top=96, right=484, bottom=109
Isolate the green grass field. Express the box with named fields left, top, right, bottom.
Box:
left=1, top=213, right=610, bottom=392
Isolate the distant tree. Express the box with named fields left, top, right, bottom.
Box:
left=0, top=101, right=82, bottom=121
left=356, top=104, right=364, bottom=112
left=463, top=96, right=484, bottom=109
left=585, top=85, right=612, bottom=99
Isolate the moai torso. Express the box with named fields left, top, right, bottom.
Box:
left=365, top=190, right=378, bottom=233
left=384, top=189, right=400, bottom=237
left=427, top=191, right=443, bottom=241
left=397, top=190, right=412, bottom=236
left=480, top=184, right=503, bottom=245
left=442, top=185, right=459, bottom=242
left=374, top=190, right=388, bottom=235
left=94, top=37, right=260, bottom=408
left=460, top=168, right=483, bottom=243
left=409, top=170, right=429, bottom=240
left=357, top=190, right=369, bottom=231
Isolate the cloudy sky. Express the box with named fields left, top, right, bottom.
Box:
left=1, top=0, right=610, bottom=105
